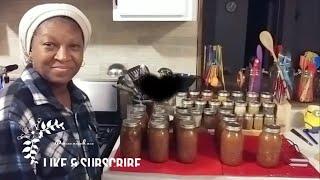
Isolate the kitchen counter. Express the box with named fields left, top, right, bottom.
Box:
left=101, top=131, right=320, bottom=180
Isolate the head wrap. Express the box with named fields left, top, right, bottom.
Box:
left=19, top=3, right=92, bottom=61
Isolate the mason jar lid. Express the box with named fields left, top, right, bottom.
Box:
left=177, top=92, right=188, bottom=97
left=191, top=108, right=202, bottom=115
left=235, top=100, right=247, bottom=107
left=247, top=91, right=259, bottom=98
left=255, top=113, right=264, bottom=118
left=189, top=90, right=200, bottom=96
left=179, top=120, right=196, bottom=129
left=152, top=112, right=167, bottom=121
left=209, top=99, right=221, bottom=106
left=149, top=120, right=168, bottom=129
left=245, top=113, right=254, bottom=118
left=132, top=112, right=144, bottom=119
left=222, top=100, right=234, bottom=106
left=222, top=114, right=237, bottom=122
left=201, top=89, right=213, bottom=97
left=122, top=118, right=139, bottom=127
left=195, top=98, right=207, bottom=105
left=264, top=124, right=280, bottom=133
left=182, top=98, right=194, bottom=105
left=225, top=122, right=241, bottom=131
left=249, top=101, right=261, bottom=107
left=176, top=113, right=192, bottom=121
left=133, top=104, right=146, bottom=112
left=204, top=108, right=215, bottom=115
left=231, top=91, right=244, bottom=97
left=264, top=114, right=275, bottom=119
left=218, top=107, right=233, bottom=115
left=176, top=106, right=189, bottom=114
left=218, top=90, right=230, bottom=97
left=260, top=92, right=273, bottom=99
left=263, top=102, right=276, bottom=108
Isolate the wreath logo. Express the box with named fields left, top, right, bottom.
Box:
left=17, top=118, right=65, bottom=165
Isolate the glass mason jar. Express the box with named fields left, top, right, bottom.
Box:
left=220, top=122, right=244, bottom=166
left=208, top=99, right=221, bottom=112
left=176, top=120, right=198, bottom=163
left=260, top=92, right=273, bottom=103
left=176, top=92, right=188, bottom=107
left=231, top=91, right=244, bottom=102
left=262, top=102, right=276, bottom=115
left=194, top=98, right=207, bottom=113
left=148, top=120, right=169, bottom=163
left=216, top=114, right=236, bottom=144
left=182, top=98, right=194, bottom=109
left=244, top=113, right=254, bottom=129
left=189, top=90, right=200, bottom=101
left=257, top=124, right=282, bottom=168
left=191, top=108, right=202, bottom=128
left=201, top=89, right=214, bottom=102
left=246, top=91, right=259, bottom=102
left=236, top=114, right=245, bottom=128
left=120, top=119, right=141, bottom=158
left=264, top=114, right=275, bottom=125
left=203, top=108, right=217, bottom=129
left=248, top=101, right=261, bottom=115
left=174, top=113, right=192, bottom=130
left=218, top=90, right=230, bottom=102
left=153, top=103, right=166, bottom=114
left=175, top=106, right=189, bottom=115
left=222, top=100, right=234, bottom=110
left=234, top=100, right=247, bottom=116
left=253, top=113, right=264, bottom=130
left=297, top=71, right=315, bottom=102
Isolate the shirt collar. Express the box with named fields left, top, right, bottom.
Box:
left=21, top=66, right=87, bottom=109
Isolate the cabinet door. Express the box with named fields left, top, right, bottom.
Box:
left=113, top=0, right=196, bottom=21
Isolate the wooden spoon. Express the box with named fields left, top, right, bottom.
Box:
left=259, top=31, right=278, bottom=62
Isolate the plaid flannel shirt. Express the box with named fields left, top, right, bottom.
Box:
left=0, top=66, right=100, bottom=180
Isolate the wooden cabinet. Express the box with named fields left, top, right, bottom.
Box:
left=113, top=0, right=197, bottom=21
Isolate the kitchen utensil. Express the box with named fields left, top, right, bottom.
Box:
left=259, top=31, right=291, bottom=100
left=303, top=129, right=318, bottom=145
left=127, top=64, right=150, bottom=83
left=290, top=129, right=313, bottom=146
left=209, top=65, right=220, bottom=87
left=158, top=67, right=173, bottom=77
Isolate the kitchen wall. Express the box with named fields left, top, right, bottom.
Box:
left=0, top=0, right=198, bottom=79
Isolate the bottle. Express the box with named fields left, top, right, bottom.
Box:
left=120, top=119, right=141, bottom=158
left=220, top=122, right=244, bottom=166
left=176, top=120, right=198, bottom=163
left=257, top=124, right=282, bottom=168
left=148, top=120, right=169, bottom=163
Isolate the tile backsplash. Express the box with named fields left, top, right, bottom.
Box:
left=0, top=0, right=198, bottom=80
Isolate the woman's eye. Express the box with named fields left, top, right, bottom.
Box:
left=43, top=43, right=55, bottom=48
left=70, top=44, right=82, bottom=50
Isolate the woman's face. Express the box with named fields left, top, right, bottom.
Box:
left=29, top=17, right=84, bottom=86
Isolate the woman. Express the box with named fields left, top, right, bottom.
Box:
left=0, top=3, right=100, bottom=180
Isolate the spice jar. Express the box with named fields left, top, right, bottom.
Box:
left=257, top=124, right=282, bottom=168
left=260, top=92, right=273, bottom=103
left=216, top=114, right=236, bottom=144
left=153, top=103, right=166, bottom=114
left=203, top=108, right=217, bottom=129
left=253, top=113, right=264, bottom=130
left=222, top=100, right=234, bottom=110
left=201, top=89, right=213, bottom=102
left=176, top=92, right=188, bottom=107
left=191, top=108, right=202, bottom=128
left=234, top=100, right=247, bottom=116
left=262, top=102, right=276, bottom=115
left=231, top=91, right=244, bottom=101
left=218, top=90, right=230, bottom=102
left=236, top=114, right=245, bottom=128
left=264, top=114, right=275, bottom=125
left=189, top=90, right=200, bottom=101
left=194, top=98, right=207, bottom=113
left=243, top=113, right=254, bottom=129
left=175, top=106, right=189, bottom=115
left=208, top=99, right=221, bottom=112
left=182, top=98, right=194, bottom=109
left=120, top=119, right=141, bottom=158
left=148, top=120, right=169, bottom=163
left=176, top=120, right=198, bottom=163
left=246, top=91, right=259, bottom=102
left=248, top=101, right=261, bottom=115
left=220, top=122, right=244, bottom=166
